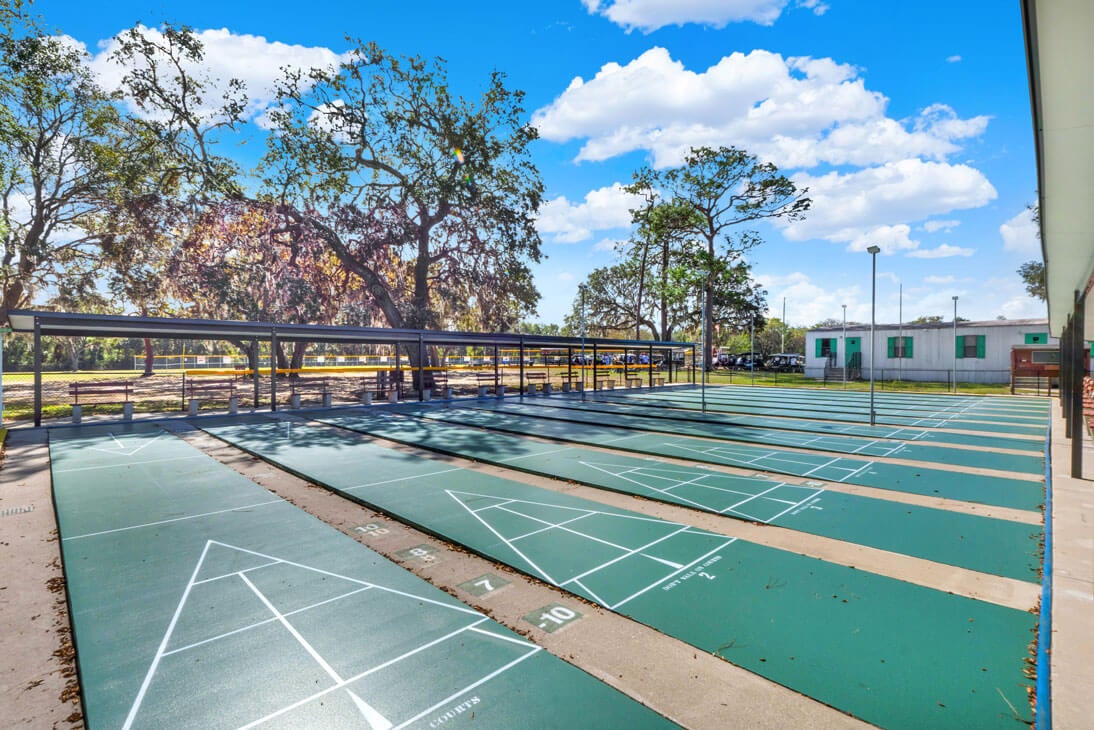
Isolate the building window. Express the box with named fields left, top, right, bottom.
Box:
left=887, top=336, right=913, bottom=359
left=815, top=338, right=837, bottom=357
left=1024, top=333, right=1048, bottom=345
left=956, top=334, right=985, bottom=359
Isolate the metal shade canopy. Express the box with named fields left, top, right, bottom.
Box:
left=6, top=309, right=694, bottom=351
left=1022, top=0, right=1094, bottom=338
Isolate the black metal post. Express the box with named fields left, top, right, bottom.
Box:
left=270, top=329, right=278, bottom=411
left=519, top=334, right=525, bottom=395
left=418, top=332, right=425, bottom=402
left=251, top=339, right=260, bottom=409
left=1072, top=290, right=1085, bottom=477
left=33, top=317, right=41, bottom=427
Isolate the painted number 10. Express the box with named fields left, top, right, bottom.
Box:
left=539, top=606, right=576, bottom=626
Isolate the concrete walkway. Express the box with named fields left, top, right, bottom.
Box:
left=1048, top=400, right=1094, bottom=728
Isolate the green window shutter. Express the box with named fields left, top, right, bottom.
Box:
left=956, top=336, right=964, bottom=359
left=976, top=335, right=986, bottom=358
left=887, top=338, right=895, bottom=358
left=816, top=339, right=823, bottom=357
left=906, top=338, right=913, bottom=358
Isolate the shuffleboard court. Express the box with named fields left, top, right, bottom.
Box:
left=483, top=394, right=1045, bottom=453
left=461, top=400, right=1044, bottom=474
left=49, top=423, right=675, bottom=729
left=400, top=404, right=1045, bottom=511
left=311, top=408, right=1041, bottom=582
left=694, top=384, right=1051, bottom=418
left=198, top=414, right=1036, bottom=730
left=596, top=388, right=1049, bottom=434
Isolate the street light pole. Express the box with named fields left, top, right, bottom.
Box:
left=580, top=285, right=587, bottom=402
left=867, top=245, right=881, bottom=425
left=952, top=295, right=959, bottom=394
left=781, top=297, right=786, bottom=352
left=841, top=304, right=847, bottom=388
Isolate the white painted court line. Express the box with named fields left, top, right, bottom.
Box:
left=765, top=489, right=827, bottom=523
left=509, top=511, right=595, bottom=542
left=466, top=625, right=540, bottom=649
left=390, top=648, right=542, bottom=730
left=447, top=491, right=560, bottom=586
left=123, top=541, right=213, bottom=730
left=212, top=540, right=481, bottom=616
left=570, top=577, right=610, bottom=607
left=469, top=498, right=518, bottom=514
left=724, top=483, right=793, bottom=513
left=162, top=585, right=375, bottom=657
left=800, top=456, right=846, bottom=478
left=51, top=453, right=209, bottom=474
left=838, top=460, right=877, bottom=483
left=192, top=559, right=283, bottom=585
left=496, top=505, right=637, bottom=553
left=561, top=525, right=692, bottom=586
left=346, top=467, right=464, bottom=492
left=609, top=539, right=738, bottom=611
left=240, top=571, right=345, bottom=683
left=236, top=617, right=496, bottom=730
left=582, top=461, right=761, bottom=514
left=499, top=446, right=572, bottom=462
left=63, top=499, right=287, bottom=541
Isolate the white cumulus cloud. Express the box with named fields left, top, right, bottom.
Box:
left=780, top=159, right=996, bottom=247
left=582, top=0, right=792, bottom=31
left=922, top=219, right=960, bottom=233
left=536, top=183, right=641, bottom=243
left=999, top=207, right=1040, bottom=253
left=533, top=47, right=989, bottom=170
left=907, top=244, right=975, bottom=258
left=85, top=26, right=346, bottom=123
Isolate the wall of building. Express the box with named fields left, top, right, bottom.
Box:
left=804, top=320, right=1057, bottom=384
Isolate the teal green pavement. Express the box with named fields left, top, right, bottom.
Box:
left=598, top=387, right=1049, bottom=434
left=462, top=399, right=1044, bottom=474
left=197, top=415, right=1036, bottom=730
left=48, top=423, right=674, bottom=729
left=691, top=384, right=1050, bottom=417
left=403, top=404, right=1045, bottom=511
left=488, top=394, right=1044, bottom=453
left=312, top=408, right=1041, bottom=582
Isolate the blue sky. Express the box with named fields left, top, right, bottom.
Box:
left=38, top=0, right=1042, bottom=329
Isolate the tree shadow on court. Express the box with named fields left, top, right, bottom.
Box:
left=306, top=405, right=541, bottom=463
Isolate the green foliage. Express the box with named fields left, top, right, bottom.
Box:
left=0, top=22, right=127, bottom=318
left=1018, top=260, right=1046, bottom=301
left=260, top=40, right=545, bottom=333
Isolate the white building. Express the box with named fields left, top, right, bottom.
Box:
left=804, top=318, right=1057, bottom=384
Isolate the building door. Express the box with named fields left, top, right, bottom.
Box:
left=845, top=337, right=861, bottom=368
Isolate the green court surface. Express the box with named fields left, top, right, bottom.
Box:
left=491, top=394, right=1045, bottom=453
left=462, top=400, right=1043, bottom=474
left=312, top=408, right=1041, bottom=582
left=199, top=415, right=1036, bottom=730
left=402, top=404, right=1045, bottom=511
left=600, top=387, right=1049, bottom=435
left=49, top=423, right=674, bottom=729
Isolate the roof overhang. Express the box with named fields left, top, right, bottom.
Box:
left=6, top=310, right=694, bottom=351
left=1022, top=0, right=1094, bottom=338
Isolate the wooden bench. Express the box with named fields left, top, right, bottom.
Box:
left=289, top=378, right=331, bottom=408
left=625, top=377, right=643, bottom=389
left=596, top=379, right=616, bottom=391
left=186, top=378, right=238, bottom=415
left=69, top=380, right=134, bottom=423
